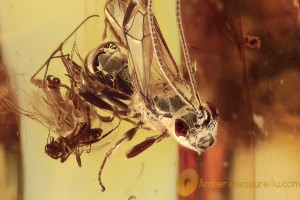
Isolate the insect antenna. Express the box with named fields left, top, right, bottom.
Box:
left=30, top=15, right=99, bottom=81
left=102, top=18, right=109, bottom=40
left=47, top=130, right=51, bottom=143
left=64, top=73, right=79, bottom=88
left=41, top=53, right=70, bottom=86
left=176, top=0, right=202, bottom=106
left=99, top=119, right=121, bottom=141
left=71, top=40, right=84, bottom=63
left=59, top=51, right=77, bottom=87
left=147, top=0, right=197, bottom=110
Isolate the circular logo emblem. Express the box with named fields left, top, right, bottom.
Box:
left=176, top=168, right=199, bottom=196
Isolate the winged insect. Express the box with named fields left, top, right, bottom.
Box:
left=94, top=0, right=219, bottom=191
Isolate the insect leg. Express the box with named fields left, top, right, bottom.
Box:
left=126, top=131, right=169, bottom=158
left=30, top=15, right=99, bottom=81
left=102, top=93, right=129, bottom=110
left=102, top=18, right=109, bottom=40
left=86, top=143, right=92, bottom=153
left=112, top=112, right=141, bottom=128
left=60, top=140, right=73, bottom=163
left=79, top=90, right=139, bottom=126
left=102, top=88, right=131, bottom=101
left=98, top=119, right=121, bottom=141
left=70, top=41, right=84, bottom=62
left=79, top=90, right=115, bottom=112
left=47, top=130, right=51, bottom=143
left=97, top=114, right=115, bottom=123
left=32, top=54, right=70, bottom=88
left=98, top=124, right=140, bottom=191
left=75, top=148, right=83, bottom=167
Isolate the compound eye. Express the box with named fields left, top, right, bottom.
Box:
left=45, top=145, right=50, bottom=152
left=45, top=145, right=54, bottom=155
left=52, top=77, right=61, bottom=85
left=45, top=145, right=61, bottom=159
left=175, top=119, right=189, bottom=137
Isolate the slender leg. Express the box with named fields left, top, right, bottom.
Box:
left=98, top=124, right=140, bottom=191
left=99, top=120, right=121, bottom=141
left=126, top=131, right=169, bottom=158
left=79, top=90, right=141, bottom=129
left=47, top=130, right=51, bottom=143
left=102, top=88, right=131, bottom=101
left=31, top=53, right=71, bottom=89
left=79, top=90, right=115, bottom=111
left=97, top=114, right=115, bottom=123
left=70, top=41, right=84, bottom=62
left=75, top=148, right=83, bottom=167
left=102, top=93, right=129, bottom=110
left=30, top=15, right=99, bottom=81
left=102, top=18, right=109, bottom=40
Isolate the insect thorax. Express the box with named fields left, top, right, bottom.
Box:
left=85, top=42, right=134, bottom=95
left=153, top=95, right=186, bottom=118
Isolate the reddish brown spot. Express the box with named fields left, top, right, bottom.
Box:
left=126, top=138, right=156, bottom=158
left=175, top=119, right=189, bottom=137
left=242, top=35, right=261, bottom=49
left=125, top=126, right=138, bottom=141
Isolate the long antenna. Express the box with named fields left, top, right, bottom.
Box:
left=147, top=0, right=196, bottom=110
left=176, top=0, right=202, bottom=106
left=30, top=15, right=99, bottom=80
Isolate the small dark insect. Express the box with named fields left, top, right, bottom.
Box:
left=0, top=70, right=120, bottom=166
left=16, top=14, right=145, bottom=191
left=45, top=122, right=119, bottom=167
left=0, top=16, right=121, bottom=167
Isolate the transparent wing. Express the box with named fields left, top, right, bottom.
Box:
left=146, top=0, right=195, bottom=107
left=105, top=0, right=128, bottom=45
left=105, top=0, right=190, bottom=99
left=124, top=2, right=153, bottom=97
left=106, top=0, right=151, bottom=96
left=0, top=87, right=70, bottom=135
left=149, top=16, right=191, bottom=98
left=0, top=75, right=90, bottom=137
